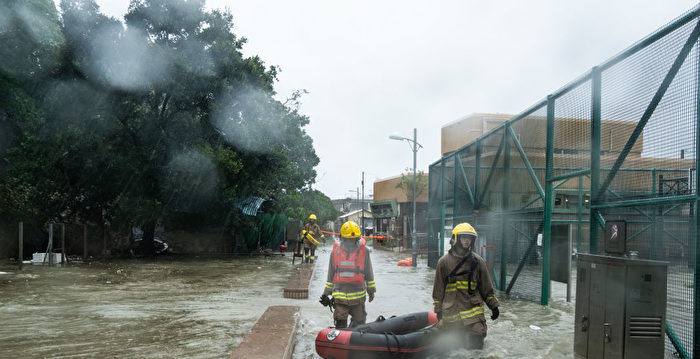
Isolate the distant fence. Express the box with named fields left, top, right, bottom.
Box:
left=428, top=6, right=700, bottom=358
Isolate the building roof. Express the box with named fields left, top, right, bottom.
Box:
left=338, top=209, right=372, bottom=219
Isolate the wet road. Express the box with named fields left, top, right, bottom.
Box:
left=0, top=256, right=296, bottom=358
left=0, top=244, right=576, bottom=358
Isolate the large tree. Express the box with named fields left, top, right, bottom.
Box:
left=0, top=0, right=321, bottom=255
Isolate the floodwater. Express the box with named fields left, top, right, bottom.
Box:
left=294, top=245, right=576, bottom=359
left=0, top=245, right=577, bottom=359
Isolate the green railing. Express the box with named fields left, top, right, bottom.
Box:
left=428, top=5, right=700, bottom=358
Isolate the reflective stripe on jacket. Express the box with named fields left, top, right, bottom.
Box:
left=323, top=238, right=376, bottom=306
left=432, top=248, right=499, bottom=326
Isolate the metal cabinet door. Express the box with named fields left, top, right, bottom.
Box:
left=603, top=264, right=625, bottom=359
left=587, top=262, right=606, bottom=359
left=574, top=265, right=590, bottom=358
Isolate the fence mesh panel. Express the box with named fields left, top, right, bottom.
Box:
left=428, top=7, right=700, bottom=357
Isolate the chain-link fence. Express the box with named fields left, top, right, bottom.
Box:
left=428, top=5, right=700, bottom=357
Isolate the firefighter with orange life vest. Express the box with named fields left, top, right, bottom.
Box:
left=432, top=223, right=500, bottom=350
left=319, top=221, right=376, bottom=328
left=302, top=214, right=325, bottom=263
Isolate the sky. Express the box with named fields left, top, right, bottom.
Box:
left=92, top=0, right=699, bottom=200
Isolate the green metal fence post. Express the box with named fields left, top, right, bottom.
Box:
left=453, top=154, right=459, bottom=220
left=651, top=169, right=658, bottom=260
left=590, top=66, right=602, bottom=254
left=542, top=95, right=555, bottom=306
left=693, top=35, right=700, bottom=359
left=440, top=158, right=447, bottom=259
left=667, top=320, right=690, bottom=359
left=577, top=175, right=583, bottom=254
left=502, top=126, right=511, bottom=291
left=475, top=139, right=482, bottom=209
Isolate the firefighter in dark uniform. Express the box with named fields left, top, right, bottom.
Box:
left=302, top=214, right=324, bottom=263
left=432, top=222, right=500, bottom=349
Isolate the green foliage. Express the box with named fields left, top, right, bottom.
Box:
left=0, top=0, right=65, bottom=81
left=277, top=189, right=337, bottom=226
left=395, top=171, right=428, bottom=201
left=0, top=0, right=326, bottom=254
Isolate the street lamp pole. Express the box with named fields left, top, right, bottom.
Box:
left=389, top=128, right=421, bottom=267
left=411, top=128, right=418, bottom=267
left=361, top=171, right=365, bottom=237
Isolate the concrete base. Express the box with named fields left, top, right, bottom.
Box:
left=230, top=305, right=300, bottom=359
left=283, top=263, right=314, bottom=299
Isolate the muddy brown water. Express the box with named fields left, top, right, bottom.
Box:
left=0, top=246, right=577, bottom=358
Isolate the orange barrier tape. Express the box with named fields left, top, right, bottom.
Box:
left=321, top=230, right=392, bottom=239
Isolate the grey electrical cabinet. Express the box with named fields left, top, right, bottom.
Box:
left=574, top=254, right=668, bottom=359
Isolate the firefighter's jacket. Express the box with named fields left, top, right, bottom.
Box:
left=323, top=238, right=376, bottom=306
left=432, top=246, right=499, bottom=326
left=302, top=222, right=323, bottom=249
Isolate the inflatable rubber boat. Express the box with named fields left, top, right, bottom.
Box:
left=315, top=311, right=439, bottom=359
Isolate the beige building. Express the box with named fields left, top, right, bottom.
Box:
left=442, top=113, right=512, bottom=156
left=373, top=174, right=429, bottom=203
left=441, top=113, right=693, bottom=199
left=371, top=174, right=429, bottom=243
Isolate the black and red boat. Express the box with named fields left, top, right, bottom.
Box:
left=315, top=311, right=439, bottom=359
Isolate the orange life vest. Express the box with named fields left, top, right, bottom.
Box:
left=332, top=238, right=367, bottom=285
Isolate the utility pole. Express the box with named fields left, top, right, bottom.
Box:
left=389, top=128, right=422, bottom=267
left=361, top=171, right=365, bottom=237
left=411, top=128, right=418, bottom=267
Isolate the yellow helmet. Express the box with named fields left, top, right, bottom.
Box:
left=450, top=222, right=477, bottom=247
left=340, top=221, right=361, bottom=239
left=309, top=214, right=317, bottom=220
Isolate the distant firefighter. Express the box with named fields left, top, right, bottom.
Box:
left=301, top=213, right=325, bottom=263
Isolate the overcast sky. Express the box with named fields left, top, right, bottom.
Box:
left=93, top=0, right=698, bottom=200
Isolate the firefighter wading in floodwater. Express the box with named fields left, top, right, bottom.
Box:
left=432, top=222, right=500, bottom=350
left=320, top=221, right=376, bottom=328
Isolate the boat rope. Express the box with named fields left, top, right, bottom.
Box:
left=382, top=331, right=401, bottom=356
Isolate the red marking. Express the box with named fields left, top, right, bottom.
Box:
left=428, top=311, right=438, bottom=325
left=315, top=328, right=436, bottom=358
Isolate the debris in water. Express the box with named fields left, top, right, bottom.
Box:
left=106, top=281, right=112, bottom=284
left=0, top=271, right=8, bottom=275
left=529, top=325, right=541, bottom=330
left=257, top=266, right=262, bottom=269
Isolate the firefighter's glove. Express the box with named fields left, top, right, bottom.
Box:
left=368, top=292, right=374, bottom=302
left=436, top=311, right=442, bottom=321
left=320, top=294, right=331, bottom=307
left=491, top=307, right=500, bottom=320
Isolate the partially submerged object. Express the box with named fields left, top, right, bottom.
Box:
left=397, top=257, right=413, bottom=266
left=315, top=311, right=439, bottom=359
